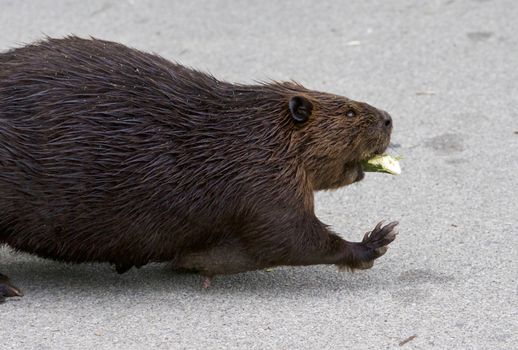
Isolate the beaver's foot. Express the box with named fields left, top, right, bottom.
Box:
left=339, top=221, right=398, bottom=270
left=0, top=273, right=23, bottom=303
left=202, top=276, right=213, bottom=289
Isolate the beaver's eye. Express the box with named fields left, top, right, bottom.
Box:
left=346, top=109, right=356, bottom=118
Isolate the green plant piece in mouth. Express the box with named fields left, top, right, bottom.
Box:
left=361, top=154, right=402, bottom=175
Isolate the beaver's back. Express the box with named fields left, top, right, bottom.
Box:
left=0, top=37, right=291, bottom=265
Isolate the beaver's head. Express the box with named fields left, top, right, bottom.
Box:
left=287, top=92, right=393, bottom=190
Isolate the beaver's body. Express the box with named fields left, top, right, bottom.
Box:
left=0, top=37, right=397, bottom=300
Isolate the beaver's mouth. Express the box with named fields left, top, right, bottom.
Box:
left=358, top=139, right=390, bottom=162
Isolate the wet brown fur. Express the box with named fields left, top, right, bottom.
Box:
left=0, top=37, right=396, bottom=292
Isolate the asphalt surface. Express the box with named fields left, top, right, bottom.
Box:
left=1, top=1, right=517, bottom=349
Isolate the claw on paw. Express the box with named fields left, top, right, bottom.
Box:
left=0, top=274, right=23, bottom=303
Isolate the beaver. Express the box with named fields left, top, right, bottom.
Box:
left=0, top=36, right=398, bottom=300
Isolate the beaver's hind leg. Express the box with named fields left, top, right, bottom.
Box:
left=174, top=237, right=260, bottom=288
left=0, top=273, right=23, bottom=303
left=175, top=246, right=259, bottom=288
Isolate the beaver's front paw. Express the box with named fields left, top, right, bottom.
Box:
left=0, top=273, right=23, bottom=303
left=340, top=221, right=398, bottom=270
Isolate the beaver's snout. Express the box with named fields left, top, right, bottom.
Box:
left=380, top=110, right=392, bottom=130
left=359, top=102, right=392, bottom=134
left=368, top=109, right=393, bottom=156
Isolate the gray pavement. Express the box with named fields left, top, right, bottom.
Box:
left=1, top=0, right=517, bottom=349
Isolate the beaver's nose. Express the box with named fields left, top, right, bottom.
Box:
left=381, top=111, right=392, bottom=129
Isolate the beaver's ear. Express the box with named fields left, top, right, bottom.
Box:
left=289, top=96, right=313, bottom=123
